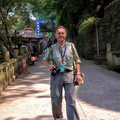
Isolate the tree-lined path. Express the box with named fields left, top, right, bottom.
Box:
left=0, top=54, right=120, bottom=120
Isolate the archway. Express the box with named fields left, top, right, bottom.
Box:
left=36, top=20, right=55, bottom=36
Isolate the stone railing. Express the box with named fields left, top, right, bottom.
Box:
left=0, top=46, right=31, bottom=94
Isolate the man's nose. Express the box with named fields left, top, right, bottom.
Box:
left=59, top=33, right=63, bottom=35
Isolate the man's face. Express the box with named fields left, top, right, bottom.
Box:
left=55, top=28, right=67, bottom=42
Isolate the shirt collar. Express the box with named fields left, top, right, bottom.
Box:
left=57, top=41, right=68, bottom=47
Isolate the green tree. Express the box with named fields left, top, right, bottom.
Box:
left=0, top=0, right=114, bottom=57
left=0, top=0, right=35, bottom=56
left=31, top=0, right=94, bottom=41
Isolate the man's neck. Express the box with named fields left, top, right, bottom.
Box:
left=58, top=40, right=66, bottom=46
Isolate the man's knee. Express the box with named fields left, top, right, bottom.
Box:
left=65, top=95, right=75, bottom=104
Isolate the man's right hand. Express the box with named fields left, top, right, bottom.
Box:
left=43, top=60, right=56, bottom=71
left=48, top=65, right=56, bottom=71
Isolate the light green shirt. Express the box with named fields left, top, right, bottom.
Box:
left=43, top=42, right=81, bottom=70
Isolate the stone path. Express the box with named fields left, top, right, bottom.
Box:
left=0, top=54, right=120, bottom=120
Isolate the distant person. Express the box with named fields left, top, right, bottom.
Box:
left=46, top=38, right=54, bottom=48
left=44, top=38, right=54, bottom=50
left=27, top=40, right=34, bottom=55
left=53, top=38, right=57, bottom=44
left=27, top=40, right=38, bottom=65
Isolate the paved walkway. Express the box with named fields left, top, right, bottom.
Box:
left=0, top=54, right=120, bottom=120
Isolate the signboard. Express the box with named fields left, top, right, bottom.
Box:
left=36, top=20, right=55, bottom=36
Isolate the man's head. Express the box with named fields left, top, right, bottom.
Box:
left=28, top=39, right=32, bottom=44
left=54, top=26, right=67, bottom=43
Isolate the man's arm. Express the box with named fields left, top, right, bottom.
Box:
left=75, top=63, right=80, bottom=73
left=74, top=64, right=82, bottom=82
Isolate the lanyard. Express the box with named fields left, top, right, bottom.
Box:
left=57, top=45, right=67, bottom=63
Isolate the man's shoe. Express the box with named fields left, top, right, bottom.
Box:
left=54, top=114, right=63, bottom=120
left=55, top=118, right=63, bottom=120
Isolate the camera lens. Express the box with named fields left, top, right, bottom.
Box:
left=56, top=68, right=60, bottom=74
left=51, top=67, right=60, bottom=76
left=51, top=67, right=57, bottom=76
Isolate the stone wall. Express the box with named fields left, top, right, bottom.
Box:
left=106, top=43, right=120, bottom=70
left=0, top=46, right=31, bottom=94
left=104, top=0, right=120, bottom=69
left=94, top=0, right=120, bottom=69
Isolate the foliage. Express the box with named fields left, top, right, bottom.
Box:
left=104, top=0, right=118, bottom=11
left=31, top=0, right=57, bottom=20
left=28, top=0, right=100, bottom=41
left=78, top=16, right=98, bottom=34
left=0, top=0, right=116, bottom=58
left=34, top=0, right=98, bottom=41
left=0, top=0, right=36, bottom=56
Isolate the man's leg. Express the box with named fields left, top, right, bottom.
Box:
left=51, top=97, right=63, bottom=119
left=64, top=83, right=80, bottom=120
left=50, top=75, right=63, bottom=119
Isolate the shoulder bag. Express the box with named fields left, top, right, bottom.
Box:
left=70, top=43, right=85, bottom=85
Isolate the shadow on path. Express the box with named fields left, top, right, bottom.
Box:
left=77, top=58, right=120, bottom=112
left=0, top=55, right=51, bottom=104
left=3, top=115, right=53, bottom=120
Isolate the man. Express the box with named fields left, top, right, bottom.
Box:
left=47, top=38, right=53, bottom=48
left=44, top=38, right=53, bottom=50
left=27, top=39, right=34, bottom=55
left=43, top=26, right=81, bottom=120
left=27, top=40, right=38, bottom=65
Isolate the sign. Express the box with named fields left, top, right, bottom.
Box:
left=36, top=20, right=55, bottom=36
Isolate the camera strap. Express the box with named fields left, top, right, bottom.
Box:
left=50, top=46, right=66, bottom=73
left=50, top=47, right=57, bottom=65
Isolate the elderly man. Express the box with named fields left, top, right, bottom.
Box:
left=43, top=26, right=81, bottom=120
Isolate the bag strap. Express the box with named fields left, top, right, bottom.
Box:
left=70, top=43, right=76, bottom=70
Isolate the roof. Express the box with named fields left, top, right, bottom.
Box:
left=19, top=28, right=43, bottom=39
left=20, top=32, right=43, bottom=39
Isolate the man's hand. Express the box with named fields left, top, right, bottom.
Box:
left=74, top=74, right=82, bottom=82
left=74, top=73, right=85, bottom=85
left=43, top=60, right=56, bottom=71
left=48, top=65, right=56, bottom=71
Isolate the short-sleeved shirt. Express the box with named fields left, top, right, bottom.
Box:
left=43, top=42, right=81, bottom=70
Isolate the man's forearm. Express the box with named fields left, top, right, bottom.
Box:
left=75, top=64, right=80, bottom=73
left=43, top=60, right=49, bottom=68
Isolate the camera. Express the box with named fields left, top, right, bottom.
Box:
left=51, top=66, right=60, bottom=76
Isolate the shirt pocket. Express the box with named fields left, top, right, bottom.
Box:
left=52, top=50, right=62, bottom=66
